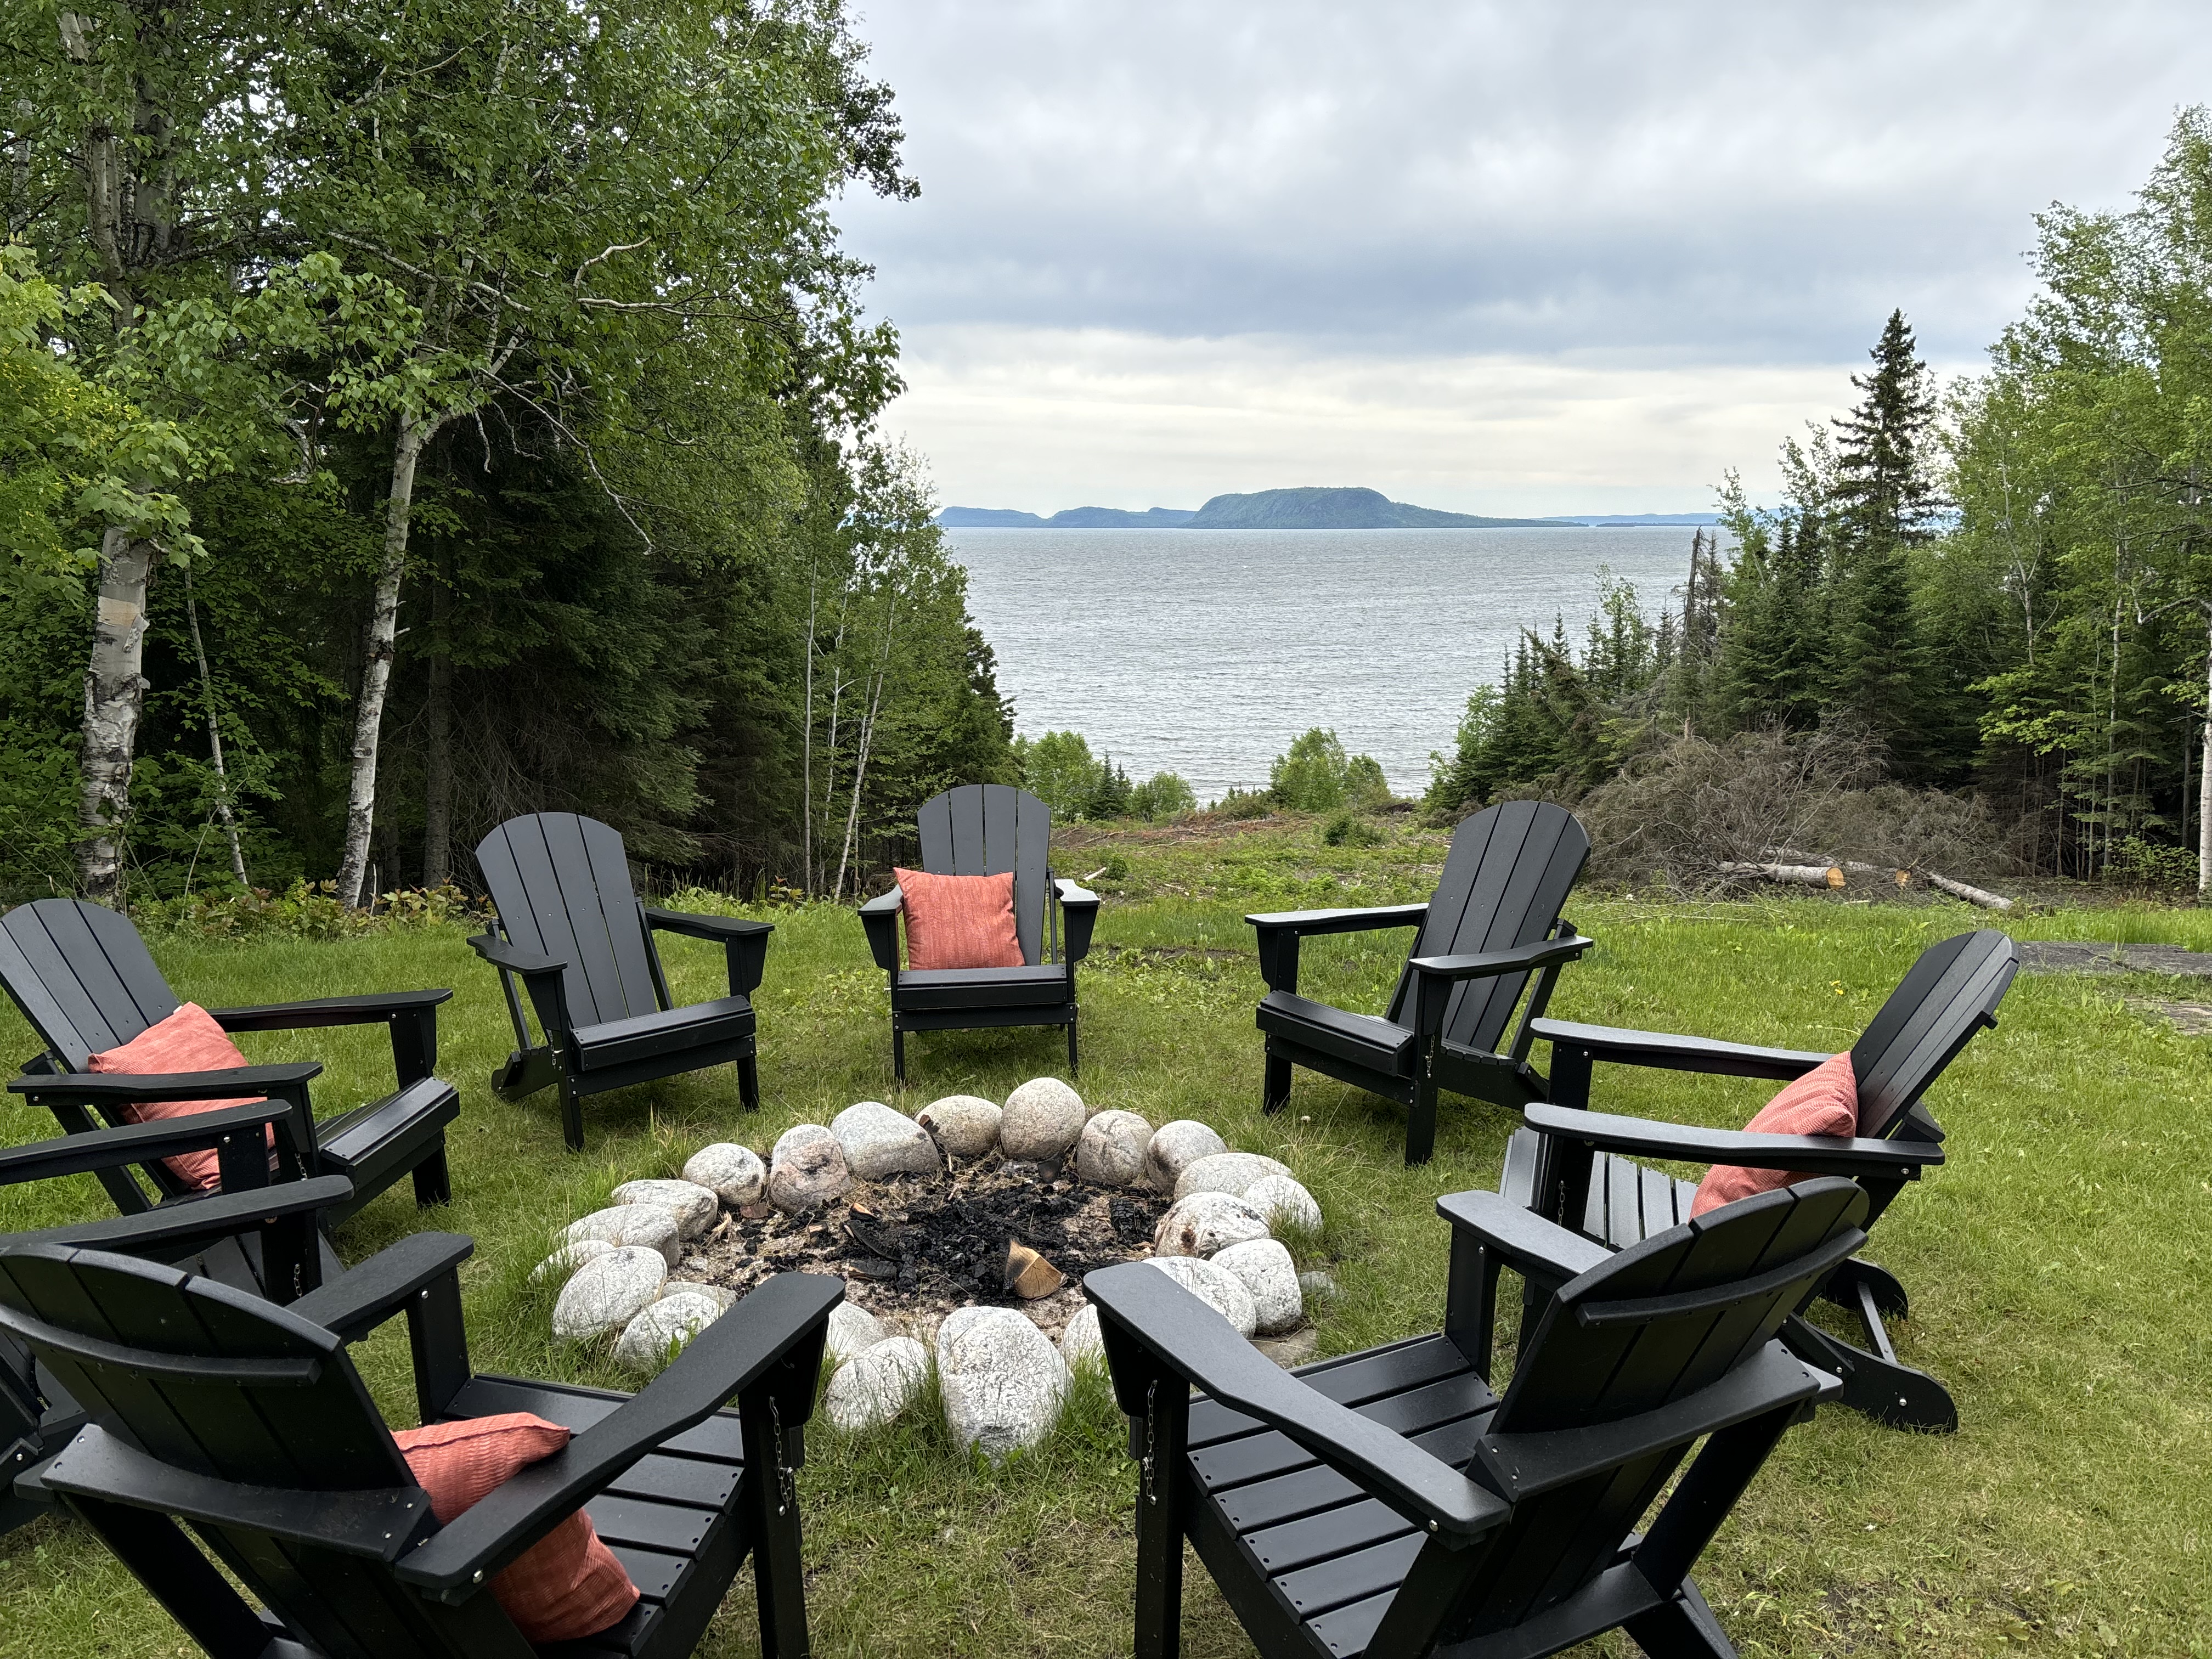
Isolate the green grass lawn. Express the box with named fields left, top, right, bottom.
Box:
left=2, top=817, right=2207, bottom=1657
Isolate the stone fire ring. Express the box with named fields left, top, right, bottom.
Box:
left=534, top=1079, right=1334, bottom=1460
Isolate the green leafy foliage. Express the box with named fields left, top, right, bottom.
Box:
left=1269, top=728, right=1391, bottom=811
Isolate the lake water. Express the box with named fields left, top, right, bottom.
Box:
left=946, top=526, right=1706, bottom=799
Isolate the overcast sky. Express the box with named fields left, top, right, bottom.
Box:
left=834, top=2, right=2212, bottom=516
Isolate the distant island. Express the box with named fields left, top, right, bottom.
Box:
left=936, top=490, right=1722, bottom=531
left=1180, top=487, right=1562, bottom=529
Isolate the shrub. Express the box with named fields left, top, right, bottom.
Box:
left=1211, top=787, right=1272, bottom=820
left=1127, top=771, right=1196, bottom=821
left=136, top=879, right=493, bottom=940
left=1269, top=729, right=1392, bottom=812
left=1323, top=811, right=1384, bottom=848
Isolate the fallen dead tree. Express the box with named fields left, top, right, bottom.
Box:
left=1719, top=861, right=1844, bottom=889
left=1922, top=870, right=2015, bottom=912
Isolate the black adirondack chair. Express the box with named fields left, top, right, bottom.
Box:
left=1249, top=800, right=1593, bottom=1164
left=471, top=813, right=774, bottom=1152
left=1087, top=1178, right=1864, bottom=1659
left=0, top=1102, right=351, bottom=1536
left=0, top=898, right=459, bottom=1226
left=1502, top=928, right=2019, bottom=1432
left=2, top=1237, right=843, bottom=1659
left=858, top=784, right=1099, bottom=1081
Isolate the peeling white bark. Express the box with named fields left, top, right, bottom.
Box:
left=77, top=528, right=160, bottom=904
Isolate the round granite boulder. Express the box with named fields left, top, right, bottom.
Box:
left=681, top=1143, right=766, bottom=1207
left=611, top=1178, right=720, bottom=1239
left=936, top=1306, right=1070, bottom=1460
left=916, top=1094, right=1002, bottom=1159
left=553, top=1246, right=668, bottom=1342
left=768, top=1124, right=853, bottom=1212
left=1144, top=1120, right=1228, bottom=1192
left=832, top=1101, right=940, bottom=1180
left=1173, top=1151, right=1295, bottom=1203
left=998, top=1077, right=1086, bottom=1161
left=1153, top=1190, right=1271, bottom=1260
left=1075, top=1110, right=1153, bottom=1187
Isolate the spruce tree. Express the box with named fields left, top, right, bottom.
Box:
left=1825, top=311, right=1939, bottom=771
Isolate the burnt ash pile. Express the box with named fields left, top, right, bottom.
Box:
left=686, top=1155, right=1170, bottom=1339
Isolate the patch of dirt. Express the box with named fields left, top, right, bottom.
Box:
left=2124, top=995, right=2212, bottom=1035
left=2019, top=940, right=2212, bottom=978
left=682, top=1155, right=1170, bottom=1341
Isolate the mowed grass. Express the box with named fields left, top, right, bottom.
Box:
left=1, top=817, right=2207, bottom=1657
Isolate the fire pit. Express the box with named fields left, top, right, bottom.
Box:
left=534, top=1080, right=1328, bottom=1459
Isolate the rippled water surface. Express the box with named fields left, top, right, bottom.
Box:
left=947, top=526, right=1702, bottom=798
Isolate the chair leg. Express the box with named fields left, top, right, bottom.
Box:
left=1406, top=1074, right=1439, bottom=1165
left=1066, top=1015, right=1079, bottom=1077
left=738, top=1054, right=761, bottom=1113
left=892, top=1026, right=906, bottom=1085
left=1784, top=1317, right=1956, bottom=1433
left=411, top=1146, right=452, bottom=1207
left=557, top=1076, right=584, bottom=1154
left=1132, top=1390, right=1190, bottom=1659
left=739, top=1398, right=812, bottom=1658
left=1261, top=1053, right=1292, bottom=1115
left=1622, top=1578, right=1737, bottom=1658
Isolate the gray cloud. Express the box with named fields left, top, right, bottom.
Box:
left=840, top=1, right=2212, bottom=362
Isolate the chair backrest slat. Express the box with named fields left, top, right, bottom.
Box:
left=0, top=900, right=182, bottom=1071
left=475, top=815, right=659, bottom=1029
left=1386, top=801, right=1589, bottom=1051
left=917, top=785, right=1054, bottom=965
left=1453, top=1182, right=1866, bottom=1635
left=1849, top=930, right=2017, bottom=1136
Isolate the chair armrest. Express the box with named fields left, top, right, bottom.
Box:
left=1531, top=1018, right=1831, bottom=1080
left=859, top=888, right=904, bottom=974
left=467, top=932, right=563, bottom=978
left=288, top=1232, right=475, bottom=1344
left=1054, top=878, right=1100, bottom=963
left=642, top=908, right=772, bottom=943
left=207, top=990, right=452, bottom=1031
left=8, top=1063, right=323, bottom=1103
left=0, top=1101, right=298, bottom=1185
left=1521, top=1102, right=1944, bottom=1176
left=10, top=1176, right=355, bottom=1256
left=1408, top=935, right=1593, bottom=984
left=1245, top=903, right=1429, bottom=936
left=1436, top=1189, right=1612, bottom=1282
left=210, top=990, right=451, bottom=1090
left=1084, top=1262, right=1508, bottom=1539
left=36, top=1426, right=437, bottom=1561
left=645, top=908, right=772, bottom=997
left=1246, top=903, right=1429, bottom=992
left=396, top=1273, right=846, bottom=1597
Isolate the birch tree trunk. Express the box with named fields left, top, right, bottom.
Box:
left=421, top=565, right=453, bottom=888
left=182, top=564, right=247, bottom=885
left=336, top=410, right=433, bottom=907
left=77, top=528, right=161, bottom=904
left=2199, top=611, right=2212, bottom=898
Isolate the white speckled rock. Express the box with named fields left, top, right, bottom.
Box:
left=937, top=1306, right=1069, bottom=1459
left=768, top=1124, right=853, bottom=1212
left=824, top=1335, right=929, bottom=1431
left=1143, top=1255, right=1258, bottom=1338
left=916, top=1094, right=1002, bottom=1159
left=1144, top=1120, right=1228, bottom=1192
left=1243, top=1174, right=1323, bottom=1237
left=553, top=1246, right=667, bottom=1341
left=1173, top=1151, right=1295, bottom=1203
left=662, top=1280, right=737, bottom=1312
left=1153, top=1191, right=1271, bottom=1259
left=565, top=1205, right=683, bottom=1267
left=611, top=1178, right=720, bottom=1239
left=832, top=1101, right=941, bottom=1180
left=681, top=1143, right=766, bottom=1207
left=1076, top=1110, right=1153, bottom=1187
left=825, top=1300, right=886, bottom=1366
left=998, top=1077, right=1086, bottom=1160
left=1058, top=1304, right=1105, bottom=1372
left=1212, top=1238, right=1304, bottom=1335
left=613, top=1291, right=723, bottom=1371
left=531, top=1238, right=614, bottom=1283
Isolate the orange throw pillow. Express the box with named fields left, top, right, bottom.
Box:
left=88, top=1002, right=271, bottom=1192
left=394, top=1413, right=639, bottom=1643
left=1689, top=1050, right=1859, bottom=1218
left=893, top=867, right=1024, bottom=970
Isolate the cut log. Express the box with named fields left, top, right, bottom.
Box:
left=1003, top=1240, right=1065, bottom=1300
left=1720, top=861, right=1846, bottom=889
left=1923, top=871, right=2015, bottom=912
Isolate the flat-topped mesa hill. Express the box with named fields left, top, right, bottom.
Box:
left=1182, top=486, right=1564, bottom=529
left=935, top=488, right=1571, bottom=530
